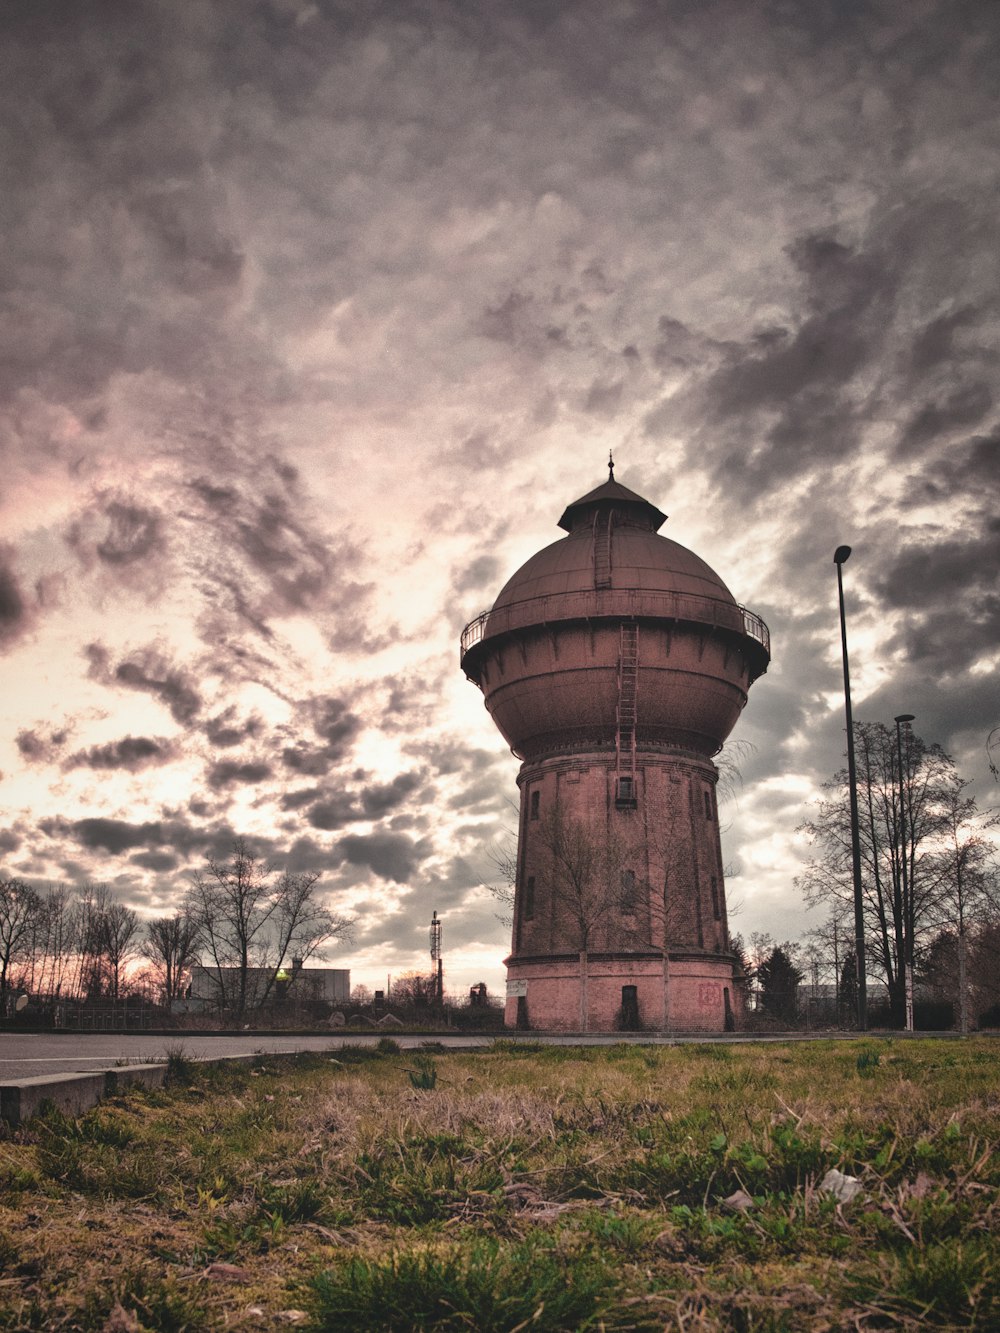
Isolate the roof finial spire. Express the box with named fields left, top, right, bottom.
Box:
left=608, top=449, right=615, bottom=481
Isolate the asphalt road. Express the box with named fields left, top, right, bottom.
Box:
left=0, top=1028, right=902, bottom=1081
left=0, top=1032, right=499, bottom=1080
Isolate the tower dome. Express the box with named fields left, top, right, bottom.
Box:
left=462, top=474, right=768, bottom=761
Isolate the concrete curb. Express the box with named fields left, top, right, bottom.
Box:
left=0, top=1065, right=169, bottom=1127
left=0, top=1049, right=343, bottom=1127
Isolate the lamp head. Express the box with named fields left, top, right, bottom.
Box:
left=895, top=713, right=915, bottom=724
left=834, top=545, right=852, bottom=565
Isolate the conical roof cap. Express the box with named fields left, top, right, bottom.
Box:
left=557, top=477, right=667, bottom=532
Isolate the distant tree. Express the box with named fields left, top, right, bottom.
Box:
left=0, top=878, right=43, bottom=1006
left=803, top=909, right=851, bottom=1020
left=25, top=885, right=79, bottom=998
left=76, top=884, right=113, bottom=999
left=141, top=911, right=201, bottom=1004
left=969, top=920, right=1000, bottom=1023
left=350, top=982, right=374, bottom=1006
left=390, top=972, right=436, bottom=1005
left=729, top=932, right=752, bottom=1012
left=927, top=777, right=999, bottom=1034
left=839, top=949, right=858, bottom=1027
left=99, top=897, right=141, bottom=1001
left=742, top=931, right=775, bottom=1011
left=187, top=840, right=352, bottom=1018
left=798, top=722, right=972, bottom=1026
left=757, top=944, right=803, bottom=1022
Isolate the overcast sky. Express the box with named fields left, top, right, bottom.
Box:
left=2, top=0, right=998, bottom=996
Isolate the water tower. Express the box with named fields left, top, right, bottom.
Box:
left=460, top=464, right=770, bottom=1032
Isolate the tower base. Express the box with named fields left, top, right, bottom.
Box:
left=504, top=951, right=743, bottom=1033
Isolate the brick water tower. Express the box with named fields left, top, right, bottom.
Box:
left=460, top=464, right=770, bottom=1032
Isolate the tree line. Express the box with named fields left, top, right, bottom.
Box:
left=797, top=720, right=999, bottom=1030
left=0, top=841, right=351, bottom=1019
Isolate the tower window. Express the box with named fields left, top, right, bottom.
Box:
left=704, top=790, right=713, bottom=820
left=530, top=790, right=540, bottom=820
left=524, top=875, right=536, bottom=921
left=615, top=776, right=637, bottom=809
left=710, top=875, right=721, bottom=920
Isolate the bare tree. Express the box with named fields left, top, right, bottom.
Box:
left=100, top=898, right=141, bottom=1001
left=798, top=722, right=969, bottom=1026
left=0, top=878, right=43, bottom=1007
left=142, top=911, right=200, bottom=1004
left=484, top=830, right=518, bottom=928
left=527, top=801, right=642, bottom=1031
left=928, top=778, right=999, bottom=1033
left=803, top=908, right=852, bottom=1022
left=186, top=840, right=352, bottom=1018
left=26, top=885, right=79, bottom=998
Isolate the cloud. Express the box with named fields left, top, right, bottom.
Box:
left=206, top=759, right=273, bottom=790
left=0, top=547, right=28, bottom=650
left=335, top=832, right=422, bottom=883
left=130, top=850, right=179, bottom=872
left=85, top=642, right=202, bottom=724
left=57, top=817, right=168, bottom=854
left=361, top=771, right=423, bottom=818
left=66, top=496, right=166, bottom=570
left=64, top=736, right=176, bottom=772
left=307, top=792, right=360, bottom=831
left=204, top=707, right=264, bottom=748
left=897, top=385, right=993, bottom=456
left=17, top=726, right=71, bottom=763
left=281, top=697, right=363, bottom=775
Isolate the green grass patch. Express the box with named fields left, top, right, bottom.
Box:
left=0, top=1039, right=998, bottom=1329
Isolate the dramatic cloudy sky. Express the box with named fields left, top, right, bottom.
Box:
left=2, top=0, right=998, bottom=996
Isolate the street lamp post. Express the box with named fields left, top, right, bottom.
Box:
left=834, top=546, right=867, bottom=1030
left=894, top=713, right=915, bottom=1032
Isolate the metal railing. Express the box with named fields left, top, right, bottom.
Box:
left=460, top=588, right=770, bottom=660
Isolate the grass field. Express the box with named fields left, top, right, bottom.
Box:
left=0, top=1037, right=998, bottom=1330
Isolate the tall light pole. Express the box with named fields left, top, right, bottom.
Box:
left=894, top=713, right=915, bottom=1032
left=429, top=909, right=443, bottom=1005
left=835, top=546, right=866, bottom=1030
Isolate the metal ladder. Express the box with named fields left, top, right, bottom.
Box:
left=616, top=622, right=638, bottom=802
left=593, top=510, right=612, bottom=588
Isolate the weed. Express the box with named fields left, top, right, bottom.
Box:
left=312, top=1235, right=615, bottom=1331
left=163, top=1044, right=195, bottom=1086
left=376, top=1036, right=401, bottom=1055
left=856, top=1047, right=881, bottom=1077
left=851, top=1238, right=1000, bottom=1325
left=407, top=1054, right=438, bottom=1090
